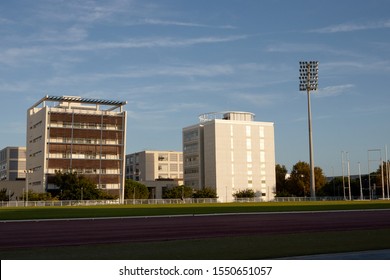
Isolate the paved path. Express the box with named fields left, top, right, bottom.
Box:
left=1, top=209, right=390, bottom=249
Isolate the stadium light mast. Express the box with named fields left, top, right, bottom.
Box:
left=299, top=61, right=319, bottom=199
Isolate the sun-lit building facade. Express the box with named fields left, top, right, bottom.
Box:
left=26, top=95, right=127, bottom=197
left=183, top=111, right=276, bottom=202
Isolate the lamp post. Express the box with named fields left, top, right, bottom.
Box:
left=24, top=169, right=33, bottom=207
left=346, top=152, right=352, bottom=200
left=299, top=61, right=319, bottom=199
left=358, top=162, right=363, bottom=200
left=341, top=151, right=346, bottom=200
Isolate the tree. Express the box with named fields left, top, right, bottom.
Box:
left=192, top=187, right=218, bottom=198
left=124, top=179, right=150, bottom=199
left=53, top=171, right=107, bottom=200
left=23, top=190, right=53, bottom=201
left=371, top=161, right=390, bottom=197
left=0, top=188, right=14, bottom=201
left=275, top=164, right=289, bottom=196
left=286, top=161, right=327, bottom=197
left=233, top=189, right=255, bottom=198
left=162, top=185, right=193, bottom=199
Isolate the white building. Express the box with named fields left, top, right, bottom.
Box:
left=0, top=146, right=27, bottom=200
left=183, top=111, right=276, bottom=202
left=125, top=150, right=183, bottom=199
left=0, top=146, right=26, bottom=181
left=125, top=150, right=183, bottom=181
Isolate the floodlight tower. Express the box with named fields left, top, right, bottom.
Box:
left=299, top=61, right=319, bottom=199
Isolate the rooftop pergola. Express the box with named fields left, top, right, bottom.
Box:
left=29, top=95, right=127, bottom=112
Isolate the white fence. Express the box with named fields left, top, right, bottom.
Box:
left=0, top=198, right=219, bottom=207
left=1, top=196, right=382, bottom=207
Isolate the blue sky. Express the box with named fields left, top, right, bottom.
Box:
left=1, top=0, right=389, bottom=176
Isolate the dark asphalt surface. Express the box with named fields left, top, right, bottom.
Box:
left=1, top=209, right=390, bottom=251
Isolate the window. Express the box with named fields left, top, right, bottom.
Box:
left=158, top=164, right=168, bottom=172
left=183, top=130, right=198, bottom=142
left=260, top=151, right=265, bottom=162
left=246, top=126, right=251, bottom=137
left=246, top=139, right=251, bottom=150
left=259, top=127, right=265, bottom=138
left=183, top=143, right=198, bottom=153
left=170, top=164, right=178, bottom=172
left=246, top=151, right=252, bottom=163
left=170, top=153, right=178, bottom=161
left=158, top=153, right=168, bottom=161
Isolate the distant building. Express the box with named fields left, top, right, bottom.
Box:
left=183, top=111, right=276, bottom=202
left=125, top=150, right=183, bottom=181
left=26, top=95, right=127, bottom=198
left=0, top=146, right=26, bottom=200
left=0, top=146, right=26, bottom=181
left=125, top=150, right=183, bottom=198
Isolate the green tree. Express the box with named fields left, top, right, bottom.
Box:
left=54, top=171, right=106, bottom=200
left=233, top=189, right=255, bottom=198
left=287, top=161, right=327, bottom=196
left=23, top=190, right=53, bottom=201
left=371, top=161, right=390, bottom=197
left=287, top=161, right=310, bottom=196
left=192, top=187, right=218, bottom=198
left=275, top=164, right=289, bottom=196
left=318, top=176, right=343, bottom=197
left=162, top=185, right=193, bottom=199
left=124, top=179, right=150, bottom=199
left=0, top=188, right=14, bottom=201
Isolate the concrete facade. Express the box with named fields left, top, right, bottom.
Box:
left=26, top=95, right=127, bottom=198
left=125, top=150, right=183, bottom=181
left=0, top=146, right=26, bottom=182
left=125, top=150, right=183, bottom=199
left=183, top=111, right=276, bottom=202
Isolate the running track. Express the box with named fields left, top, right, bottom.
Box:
left=1, top=210, right=390, bottom=249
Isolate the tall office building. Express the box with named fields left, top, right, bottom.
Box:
left=26, top=95, right=127, bottom=197
left=183, top=111, right=276, bottom=202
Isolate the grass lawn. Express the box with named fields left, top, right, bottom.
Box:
left=1, top=200, right=390, bottom=220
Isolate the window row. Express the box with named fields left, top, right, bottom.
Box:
left=47, top=168, right=121, bottom=174
left=48, top=153, right=120, bottom=160
left=49, top=121, right=122, bottom=131
left=49, top=137, right=121, bottom=145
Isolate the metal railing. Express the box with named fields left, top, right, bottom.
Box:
left=1, top=196, right=384, bottom=207
left=0, top=198, right=218, bottom=207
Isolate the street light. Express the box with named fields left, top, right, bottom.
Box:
left=24, top=169, right=33, bottom=207
left=299, top=61, right=319, bottom=199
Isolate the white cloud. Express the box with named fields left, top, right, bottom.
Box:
left=102, top=64, right=235, bottom=78
left=0, top=34, right=249, bottom=67
left=232, top=93, right=279, bottom=107
left=316, top=84, right=355, bottom=97
left=312, top=19, right=390, bottom=33
left=58, top=34, right=249, bottom=51
left=141, top=18, right=236, bottom=29
left=35, top=0, right=135, bottom=24
left=265, top=42, right=357, bottom=57
left=0, top=16, right=12, bottom=24
left=32, top=26, right=88, bottom=43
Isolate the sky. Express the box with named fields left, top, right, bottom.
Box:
left=0, top=0, right=389, bottom=177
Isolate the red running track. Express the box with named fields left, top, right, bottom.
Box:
left=1, top=210, right=390, bottom=249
